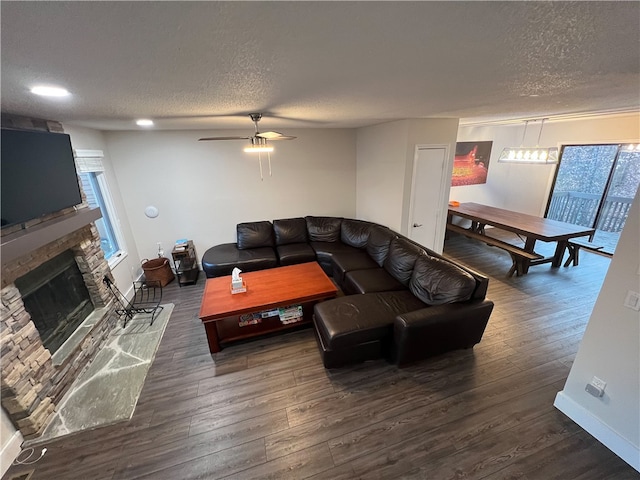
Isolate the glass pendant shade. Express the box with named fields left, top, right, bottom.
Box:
left=499, top=147, right=559, bottom=164
left=498, top=119, right=558, bottom=164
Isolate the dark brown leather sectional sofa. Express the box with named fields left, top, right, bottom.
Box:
left=202, top=216, right=494, bottom=368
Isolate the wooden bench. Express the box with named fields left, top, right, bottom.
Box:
left=564, top=238, right=604, bottom=267
left=446, top=223, right=543, bottom=277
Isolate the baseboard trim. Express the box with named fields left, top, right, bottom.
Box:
left=1, top=430, right=23, bottom=477
left=554, top=391, right=639, bottom=472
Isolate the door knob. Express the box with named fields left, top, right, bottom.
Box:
left=413, top=223, right=423, bottom=228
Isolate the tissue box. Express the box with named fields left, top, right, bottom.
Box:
left=230, top=282, right=247, bottom=294
left=231, top=278, right=244, bottom=290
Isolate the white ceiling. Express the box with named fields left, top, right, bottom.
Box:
left=2, top=1, right=639, bottom=131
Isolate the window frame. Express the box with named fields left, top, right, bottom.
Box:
left=74, top=149, right=127, bottom=268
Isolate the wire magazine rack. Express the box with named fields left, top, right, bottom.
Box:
left=103, top=276, right=164, bottom=328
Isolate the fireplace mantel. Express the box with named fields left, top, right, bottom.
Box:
left=1, top=207, right=102, bottom=267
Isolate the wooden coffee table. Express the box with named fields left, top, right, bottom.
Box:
left=199, top=262, right=338, bottom=353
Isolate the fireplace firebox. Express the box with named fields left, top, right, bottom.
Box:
left=14, top=250, right=94, bottom=354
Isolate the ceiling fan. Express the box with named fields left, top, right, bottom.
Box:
left=198, top=113, right=296, bottom=149
left=198, top=113, right=296, bottom=180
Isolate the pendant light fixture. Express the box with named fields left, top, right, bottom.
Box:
left=243, top=136, right=274, bottom=154
left=499, top=119, right=559, bottom=164
left=243, top=137, right=273, bottom=180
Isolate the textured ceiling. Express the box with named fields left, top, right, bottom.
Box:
left=1, top=1, right=639, bottom=131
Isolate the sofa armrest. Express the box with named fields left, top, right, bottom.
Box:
left=391, top=299, right=494, bottom=366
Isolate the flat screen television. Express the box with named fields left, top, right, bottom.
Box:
left=1, top=128, right=83, bottom=228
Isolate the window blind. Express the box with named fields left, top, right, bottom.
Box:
left=74, top=149, right=105, bottom=173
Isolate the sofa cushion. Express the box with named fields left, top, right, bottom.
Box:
left=273, top=217, right=308, bottom=246
left=306, top=216, right=343, bottom=242
left=201, top=243, right=277, bottom=277
left=237, top=221, right=274, bottom=250
left=310, top=241, right=360, bottom=265
left=409, top=254, right=476, bottom=305
left=344, top=268, right=406, bottom=295
left=331, top=251, right=380, bottom=288
left=383, top=238, right=422, bottom=286
left=366, top=226, right=396, bottom=267
left=313, top=290, right=426, bottom=350
left=276, top=243, right=316, bottom=266
left=340, top=219, right=372, bottom=248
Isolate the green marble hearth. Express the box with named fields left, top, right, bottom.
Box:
left=31, top=304, right=174, bottom=443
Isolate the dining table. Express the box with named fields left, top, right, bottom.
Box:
left=447, top=202, right=596, bottom=274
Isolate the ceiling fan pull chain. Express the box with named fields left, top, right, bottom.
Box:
left=268, top=152, right=272, bottom=177
left=258, top=153, right=264, bottom=181
left=520, top=120, right=529, bottom=147
left=536, top=118, right=547, bottom=146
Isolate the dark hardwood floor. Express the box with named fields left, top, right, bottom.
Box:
left=4, top=233, right=638, bottom=479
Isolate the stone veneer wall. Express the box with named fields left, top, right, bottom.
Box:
left=0, top=114, right=118, bottom=440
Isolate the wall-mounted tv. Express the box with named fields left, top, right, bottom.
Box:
left=1, top=128, right=82, bottom=228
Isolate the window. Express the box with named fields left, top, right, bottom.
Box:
left=546, top=144, right=640, bottom=254
left=74, top=150, right=126, bottom=265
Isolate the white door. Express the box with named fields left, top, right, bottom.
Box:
left=409, top=146, right=449, bottom=253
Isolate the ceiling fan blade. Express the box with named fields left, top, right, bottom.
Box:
left=198, top=136, right=251, bottom=141
left=256, top=131, right=297, bottom=140
left=269, top=136, right=297, bottom=141
left=198, top=115, right=297, bottom=143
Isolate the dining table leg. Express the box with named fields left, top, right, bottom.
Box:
left=552, top=240, right=569, bottom=267
left=521, top=237, right=538, bottom=274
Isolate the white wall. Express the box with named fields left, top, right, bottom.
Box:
left=455, top=113, right=640, bottom=216
left=554, top=189, right=640, bottom=471
left=104, top=129, right=356, bottom=262
left=356, top=118, right=459, bottom=238
left=63, top=125, right=142, bottom=287
left=356, top=121, right=408, bottom=231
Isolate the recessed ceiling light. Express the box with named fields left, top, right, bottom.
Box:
left=136, top=119, right=154, bottom=127
left=30, top=85, right=70, bottom=97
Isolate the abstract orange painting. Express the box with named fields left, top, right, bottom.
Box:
left=452, top=141, right=493, bottom=186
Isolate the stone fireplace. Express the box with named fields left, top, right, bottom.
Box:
left=1, top=208, right=119, bottom=440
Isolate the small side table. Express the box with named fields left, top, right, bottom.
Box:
left=172, top=240, right=199, bottom=287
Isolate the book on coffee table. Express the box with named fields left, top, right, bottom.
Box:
left=238, top=312, right=262, bottom=327
left=278, top=305, right=303, bottom=324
